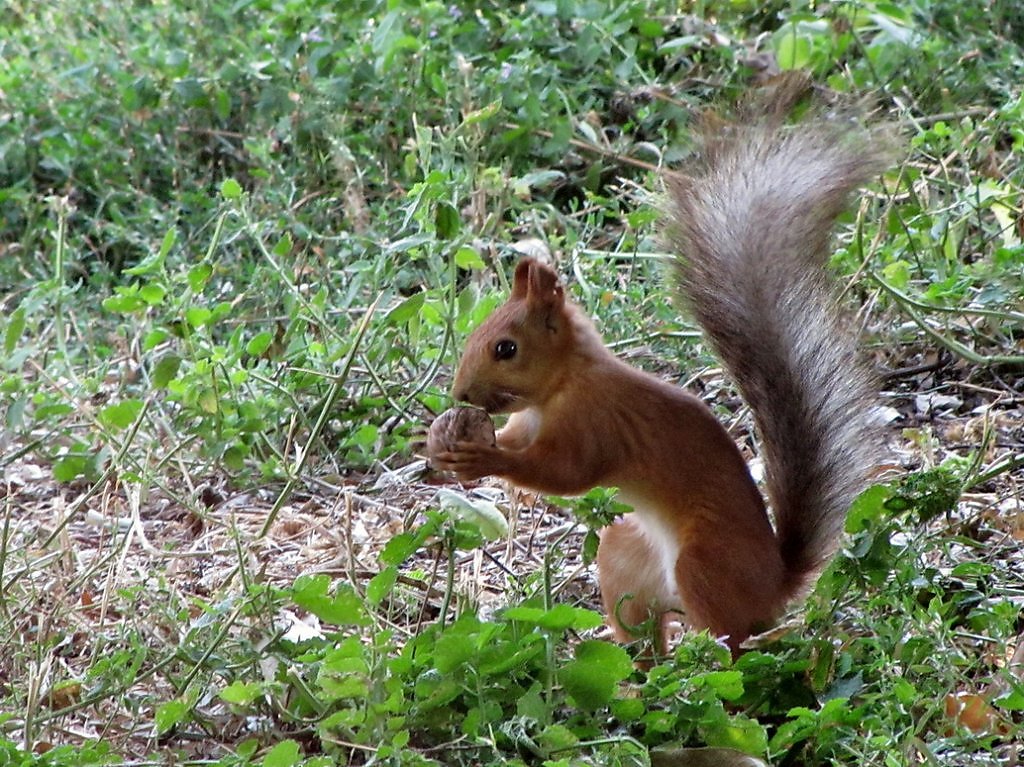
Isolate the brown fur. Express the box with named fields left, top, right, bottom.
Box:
left=434, top=77, right=889, bottom=653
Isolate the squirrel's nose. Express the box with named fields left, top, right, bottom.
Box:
left=453, top=388, right=468, bottom=403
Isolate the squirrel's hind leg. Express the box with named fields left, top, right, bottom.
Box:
left=597, top=516, right=683, bottom=655
left=674, top=534, right=787, bottom=654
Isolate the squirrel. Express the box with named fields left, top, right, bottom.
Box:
left=431, top=76, right=890, bottom=654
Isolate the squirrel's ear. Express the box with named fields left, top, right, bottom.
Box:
left=510, top=258, right=535, bottom=299
left=524, top=260, right=564, bottom=309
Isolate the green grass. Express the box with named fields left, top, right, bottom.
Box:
left=1, top=0, right=1023, bottom=765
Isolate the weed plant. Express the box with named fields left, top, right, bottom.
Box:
left=1, top=0, right=1022, bottom=765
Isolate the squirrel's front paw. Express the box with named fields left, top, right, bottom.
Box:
left=427, top=406, right=498, bottom=482
left=433, top=441, right=507, bottom=482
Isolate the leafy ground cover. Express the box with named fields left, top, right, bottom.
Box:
left=1, top=0, right=1022, bottom=764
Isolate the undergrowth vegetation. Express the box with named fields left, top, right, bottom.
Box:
left=1, top=0, right=1022, bottom=765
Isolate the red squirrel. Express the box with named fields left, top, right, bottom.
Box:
left=431, top=78, right=889, bottom=653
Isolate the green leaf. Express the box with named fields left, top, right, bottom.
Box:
left=431, top=615, right=481, bottom=673
left=98, top=399, right=144, bottom=431
left=219, top=681, right=261, bottom=706
left=994, top=688, right=1024, bottom=711
left=349, top=423, right=378, bottom=447
left=102, top=293, right=147, bottom=314
left=318, top=672, right=369, bottom=701
left=386, top=292, right=426, bottom=325
left=560, top=640, right=632, bottom=710
left=773, top=25, right=812, bottom=69
left=582, top=528, right=600, bottom=563
left=125, top=228, right=176, bottom=275
left=366, top=566, right=398, bottom=605
left=139, top=283, right=166, bottom=306
left=451, top=519, right=484, bottom=551
left=223, top=445, right=246, bottom=471
left=637, top=19, right=664, bottom=37
left=379, top=534, right=416, bottom=566
left=262, top=739, right=300, bottom=767
left=220, top=177, right=243, bottom=200
left=152, top=354, right=182, bottom=388
left=185, top=306, right=212, bottom=328
left=154, top=698, right=189, bottom=735
left=845, top=484, right=890, bottom=533
left=434, top=201, right=461, bottom=239
left=187, top=263, right=213, bottom=293
left=949, top=561, right=994, bottom=578
left=379, top=515, right=439, bottom=565
left=143, top=329, right=168, bottom=350
left=291, top=574, right=369, bottom=626
left=881, top=260, right=911, bottom=290
left=53, top=455, right=90, bottom=483
left=454, top=246, right=485, bottom=270
left=273, top=233, right=293, bottom=257
left=515, top=169, right=566, bottom=193
left=4, top=307, right=26, bottom=356
left=502, top=603, right=603, bottom=632
left=611, top=696, right=646, bottom=722
left=460, top=98, right=501, bottom=127
left=699, top=706, right=769, bottom=755
left=537, top=723, right=578, bottom=753
left=699, top=670, right=745, bottom=701
left=36, top=403, right=74, bottom=420
left=245, top=331, right=274, bottom=357
left=197, top=388, right=219, bottom=414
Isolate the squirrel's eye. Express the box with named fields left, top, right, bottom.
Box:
left=494, top=339, right=517, bottom=361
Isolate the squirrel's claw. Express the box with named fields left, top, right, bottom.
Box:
left=434, top=441, right=505, bottom=482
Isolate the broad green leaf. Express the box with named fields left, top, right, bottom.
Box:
left=154, top=699, right=189, bottom=735
left=245, top=331, right=274, bottom=357
left=431, top=616, right=480, bottom=673
left=187, top=263, right=213, bottom=293
left=291, top=574, right=369, bottom=626
left=637, top=19, right=664, bottom=37
left=845, top=484, right=890, bottom=533
left=102, top=293, right=147, bottom=314
left=560, top=640, right=632, bottom=709
left=434, top=201, right=460, bottom=239
left=994, top=688, right=1024, bottom=711
left=349, top=423, right=378, bottom=447
left=367, top=566, right=398, bottom=605
left=220, top=177, right=243, bottom=200
left=502, top=603, right=602, bottom=632
left=53, top=455, right=90, bottom=482
left=139, top=283, right=166, bottom=306
left=143, top=329, right=168, bottom=351
left=152, top=354, right=182, bottom=388
left=699, top=670, right=745, bottom=701
left=219, top=681, right=261, bottom=706
left=386, top=292, right=425, bottom=325
left=98, top=399, right=144, bottom=431
left=4, top=307, right=26, bottom=356
left=262, top=740, right=300, bottom=767
left=197, top=388, right=219, bottom=414
left=454, top=246, right=485, bottom=269
left=185, top=306, right=212, bottom=328
left=273, top=233, right=293, bottom=257
left=773, top=25, right=812, bottom=69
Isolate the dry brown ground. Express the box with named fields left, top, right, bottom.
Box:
left=2, top=359, right=1022, bottom=758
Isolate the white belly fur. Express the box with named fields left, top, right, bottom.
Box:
left=614, top=490, right=683, bottom=609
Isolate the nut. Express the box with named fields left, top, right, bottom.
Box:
left=427, top=406, right=496, bottom=463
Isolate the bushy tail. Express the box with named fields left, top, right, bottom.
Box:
left=666, top=75, right=890, bottom=580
